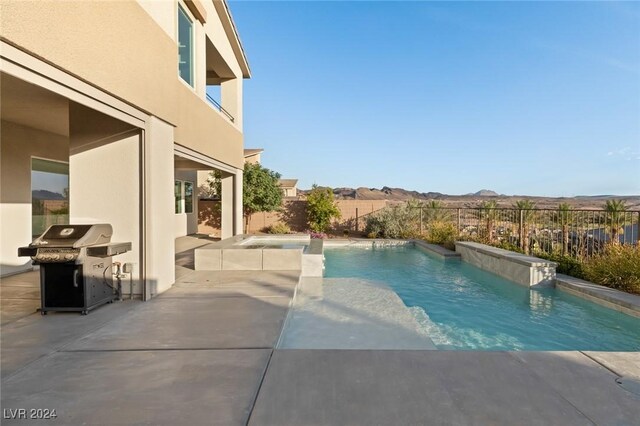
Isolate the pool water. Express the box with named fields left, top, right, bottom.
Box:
left=237, top=237, right=309, bottom=250
left=324, top=247, right=640, bottom=351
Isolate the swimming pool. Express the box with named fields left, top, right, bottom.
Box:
left=323, top=246, right=640, bottom=351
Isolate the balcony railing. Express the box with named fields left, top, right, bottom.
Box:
left=206, top=93, right=235, bottom=123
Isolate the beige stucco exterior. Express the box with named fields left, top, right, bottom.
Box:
left=0, top=0, right=250, bottom=298
left=0, top=0, right=246, bottom=169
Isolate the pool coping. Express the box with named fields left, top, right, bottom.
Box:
left=555, top=274, right=640, bottom=319
left=322, top=239, right=460, bottom=261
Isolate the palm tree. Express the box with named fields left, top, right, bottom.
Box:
left=603, top=199, right=627, bottom=245
left=479, top=200, right=498, bottom=243
left=556, top=203, right=573, bottom=255
left=513, top=199, right=536, bottom=254
left=423, top=200, right=450, bottom=223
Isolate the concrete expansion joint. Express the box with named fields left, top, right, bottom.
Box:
left=579, top=351, right=623, bottom=378
left=245, top=348, right=275, bottom=426
left=506, top=352, right=600, bottom=425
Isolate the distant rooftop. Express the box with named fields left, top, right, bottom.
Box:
left=279, top=179, right=298, bottom=188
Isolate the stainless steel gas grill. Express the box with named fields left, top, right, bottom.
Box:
left=18, top=224, right=131, bottom=315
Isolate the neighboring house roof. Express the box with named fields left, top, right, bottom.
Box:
left=244, top=148, right=264, bottom=157
left=278, top=179, right=298, bottom=188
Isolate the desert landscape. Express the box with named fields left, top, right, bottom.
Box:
left=300, top=187, right=640, bottom=210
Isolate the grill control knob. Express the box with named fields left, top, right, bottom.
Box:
left=52, top=254, right=60, bottom=260
left=65, top=254, right=74, bottom=260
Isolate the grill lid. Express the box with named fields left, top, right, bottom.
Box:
left=31, top=224, right=113, bottom=248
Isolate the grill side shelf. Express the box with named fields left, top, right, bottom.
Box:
left=18, top=247, right=37, bottom=257
left=86, top=242, right=132, bottom=258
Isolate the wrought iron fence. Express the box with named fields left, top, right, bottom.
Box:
left=389, top=206, right=640, bottom=260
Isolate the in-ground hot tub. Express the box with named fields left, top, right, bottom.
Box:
left=236, top=235, right=311, bottom=250
left=194, top=235, right=324, bottom=276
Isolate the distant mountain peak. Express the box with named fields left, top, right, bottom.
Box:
left=32, top=190, right=65, bottom=200
left=473, top=189, right=499, bottom=196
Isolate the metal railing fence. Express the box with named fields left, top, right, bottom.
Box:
left=371, top=206, right=640, bottom=260
left=205, top=93, right=235, bottom=123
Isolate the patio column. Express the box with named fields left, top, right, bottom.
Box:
left=221, top=172, right=234, bottom=239
left=143, top=116, right=175, bottom=298
left=234, top=168, right=243, bottom=235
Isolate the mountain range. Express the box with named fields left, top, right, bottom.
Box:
left=32, top=190, right=65, bottom=200
left=300, top=187, right=640, bottom=209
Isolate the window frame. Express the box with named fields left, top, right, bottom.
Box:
left=184, top=181, right=194, bottom=214
left=175, top=180, right=195, bottom=214
left=177, top=3, right=195, bottom=87
left=175, top=180, right=183, bottom=214
left=31, top=156, right=70, bottom=237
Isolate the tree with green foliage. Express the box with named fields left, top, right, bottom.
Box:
left=603, top=199, right=627, bottom=245
left=243, top=162, right=283, bottom=232
left=204, top=170, right=223, bottom=199
left=513, top=199, right=536, bottom=254
left=306, top=185, right=341, bottom=232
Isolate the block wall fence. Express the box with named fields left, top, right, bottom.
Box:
left=198, top=199, right=390, bottom=236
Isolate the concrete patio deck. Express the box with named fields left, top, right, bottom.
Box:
left=1, top=267, right=299, bottom=425
left=1, top=238, right=639, bottom=425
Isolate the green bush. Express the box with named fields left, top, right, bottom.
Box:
left=306, top=185, right=341, bottom=232
left=425, top=221, right=457, bottom=246
left=495, top=240, right=524, bottom=254
left=583, top=244, right=640, bottom=294
left=535, top=252, right=585, bottom=279
left=266, top=222, right=291, bottom=234
left=364, top=203, right=420, bottom=239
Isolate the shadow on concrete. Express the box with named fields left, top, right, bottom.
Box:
left=1, top=269, right=298, bottom=425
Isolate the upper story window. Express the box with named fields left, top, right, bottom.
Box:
left=178, top=5, right=194, bottom=86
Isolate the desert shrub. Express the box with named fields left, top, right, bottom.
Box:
left=266, top=222, right=291, bottom=234
left=425, top=221, right=457, bottom=246
left=496, top=240, right=524, bottom=254
left=364, top=216, right=383, bottom=238
left=535, top=252, right=585, bottom=279
left=583, top=244, right=640, bottom=294
left=364, top=202, right=420, bottom=239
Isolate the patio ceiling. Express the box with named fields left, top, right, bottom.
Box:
left=1, top=72, right=69, bottom=137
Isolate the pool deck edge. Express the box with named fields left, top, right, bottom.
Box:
left=555, top=274, right=640, bottom=319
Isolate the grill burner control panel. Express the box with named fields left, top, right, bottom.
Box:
left=34, top=248, right=80, bottom=263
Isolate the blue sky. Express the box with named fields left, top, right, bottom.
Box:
left=229, top=1, right=640, bottom=196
